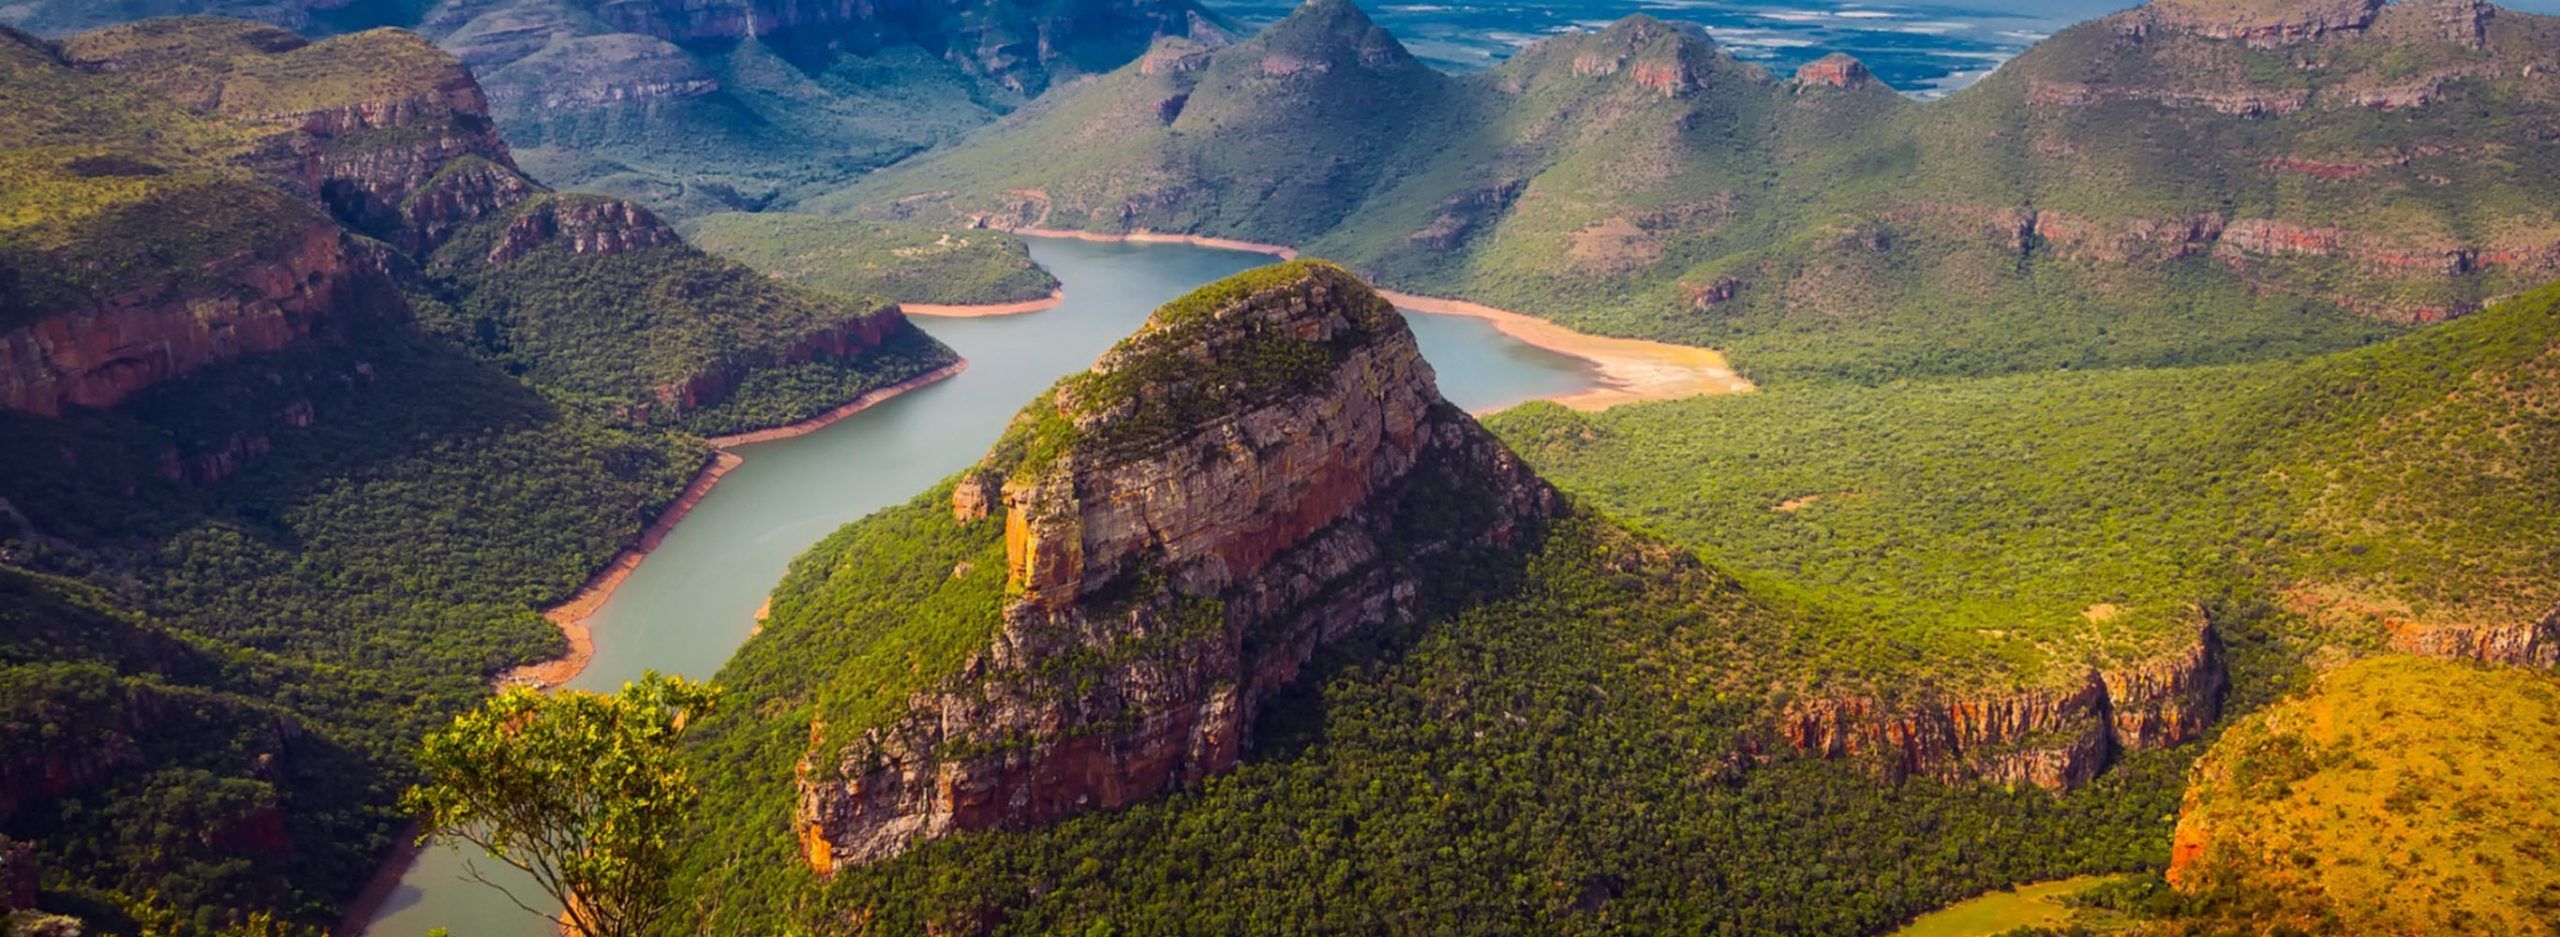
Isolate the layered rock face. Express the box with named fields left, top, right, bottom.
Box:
left=1, top=21, right=548, bottom=418
left=483, top=195, right=682, bottom=265
left=795, top=262, right=1558, bottom=869
left=61, top=22, right=534, bottom=250
left=2143, top=0, right=2385, bottom=47
left=0, top=219, right=398, bottom=416
left=1778, top=621, right=2226, bottom=789
left=1793, top=52, right=1872, bottom=90
left=2387, top=609, right=2560, bottom=667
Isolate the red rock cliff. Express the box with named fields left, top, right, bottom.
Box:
left=1777, top=619, right=2225, bottom=790
left=794, top=261, right=1558, bottom=869
left=0, top=221, right=397, bottom=416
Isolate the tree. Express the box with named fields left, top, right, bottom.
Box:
left=403, top=672, right=720, bottom=937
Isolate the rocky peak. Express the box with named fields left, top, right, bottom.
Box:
left=481, top=195, right=681, bottom=266
left=798, top=262, right=1559, bottom=869
left=1794, top=52, right=1875, bottom=90
left=1507, top=14, right=1725, bottom=97
left=2141, top=0, right=2386, bottom=46
left=1255, top=0, right=1422, bottom=76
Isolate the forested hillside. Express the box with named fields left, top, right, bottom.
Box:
left=0, top=0, right=1239, bottom=219
left=0, top=18, right=953, bottom=928
left=848, top=0, right=2560, bottom=384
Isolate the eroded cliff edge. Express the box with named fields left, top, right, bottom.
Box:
left=793, top=261, right=1559, bottom=869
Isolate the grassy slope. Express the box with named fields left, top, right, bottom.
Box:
left=671, top=502, right=2196, bottom=935
left=2168, top=655, right=2560, bottom=935
left=0, top=24, right=315, bottom=326
left=682, top=213, right=1059, bottom=306
left=422, top=195, right=959, bottom=434
left=842, top=2, right=2560, bottom=384
left=1486, top=280, right=2560, bottom=695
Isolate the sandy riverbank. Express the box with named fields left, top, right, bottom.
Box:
left=1003, top=229, right=1751, bottom=408
left=1375, top=289, right=1754, bottom=409
left=903, top=289, right=1065, bottom=318
left=499, top=360, right=968, bottom=690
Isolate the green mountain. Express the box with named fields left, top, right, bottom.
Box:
left=1, top=0, right=1238, bottom=219
left=682, top=213, right=1060, bottom=307
left=842, top=0, right=2560, bottom=384
left=0, top=16, right=954, bottom=927
left=662, top=260, right=2255, bottom=934
left=662, top=239, right=2560, bottom=931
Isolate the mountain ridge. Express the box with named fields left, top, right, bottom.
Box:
left=842, top=0, right=2560, bottom=384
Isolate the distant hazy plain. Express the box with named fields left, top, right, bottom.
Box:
left=1205, top=0, right=2560, bottom=96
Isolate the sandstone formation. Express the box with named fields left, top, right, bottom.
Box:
left=1778, top=621, right=2226, bottom=790
left=2387, top=608, right=2560, bottom=667
left=1793, top=53, right=1873, bottom=90
left=483, top=195, right=683, bottom=265
left=794, top=262, right=1559, bottom=869
left=0, top=218, right=400, bottom=416
left=2144, top=0, right=2385, bottom=47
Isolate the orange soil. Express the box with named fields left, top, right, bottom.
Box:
left=500, top=361, right=968, bottom=689
left=902, top=289, right=1065, bottom=318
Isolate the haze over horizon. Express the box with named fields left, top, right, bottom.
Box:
left=1206, top=0, right=2560, bottom=95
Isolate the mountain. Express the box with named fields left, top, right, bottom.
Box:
left=661, top=260, right=2228, bottom=934
left=662, top=236, right=2560, bottom=934
left=843, top=0, right=2560, bottom=384
left=0, top=17, right=955, bottom=926
left=1, top=0, right=1238, bottom=219
left=681, top=213, right=1061, bottom=307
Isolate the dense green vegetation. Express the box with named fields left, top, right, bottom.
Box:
left=0, top=23, right=305, bottom=325
left=0, top=322, right=707, bottom=928
left=0, top=19, right=964, bottom=929
left=682, top=213, right=1058, bottom=307
left=421, top=199, right=957, bottom=434
left=407, top=673, right=721, bottom=937
left=652, top=241, right=2560, bottom=935
left=1487, top=281, right=2560, bottom=692
left=843, top=0, right=2560, bottom=383
left=669, top=505, right=2213, bottom=934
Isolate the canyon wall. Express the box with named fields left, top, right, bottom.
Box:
left=1777, top=622, right=2226, bottom=790
left=794, top=262, right=1558, bottom=869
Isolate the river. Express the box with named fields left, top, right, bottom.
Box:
left=358, top=236, right=1600, bottom=935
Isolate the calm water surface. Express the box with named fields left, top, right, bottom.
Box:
left=362, top=237, right=1595, bottom=935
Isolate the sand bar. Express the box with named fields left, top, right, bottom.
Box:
left=1003, top=228, right=1752, bottom=409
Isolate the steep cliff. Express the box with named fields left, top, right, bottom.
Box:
left=1776, top=621, right=2225, bottom=790
left=790, top=261, right=1557, bottom=869
left=4, top=18, right=956, bottom=431
left=57, top=19, right=529, bottom=249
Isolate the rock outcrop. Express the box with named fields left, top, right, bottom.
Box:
left=0, top=220, right=398, bottom=416
left=1777, top=621, right=2226, bottom=790
left=794, top=261, right=1558, bottom=869
left=2388, top=608, right=2560, bottom=667
left=483, top=196, right=683, bottom=266
left=1794, top=53, right=1873, bottom=90
left=2143, top=0, right=2385, bottom=47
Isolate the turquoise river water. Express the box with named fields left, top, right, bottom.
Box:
left=360, top=237, right=1599, bottom=935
